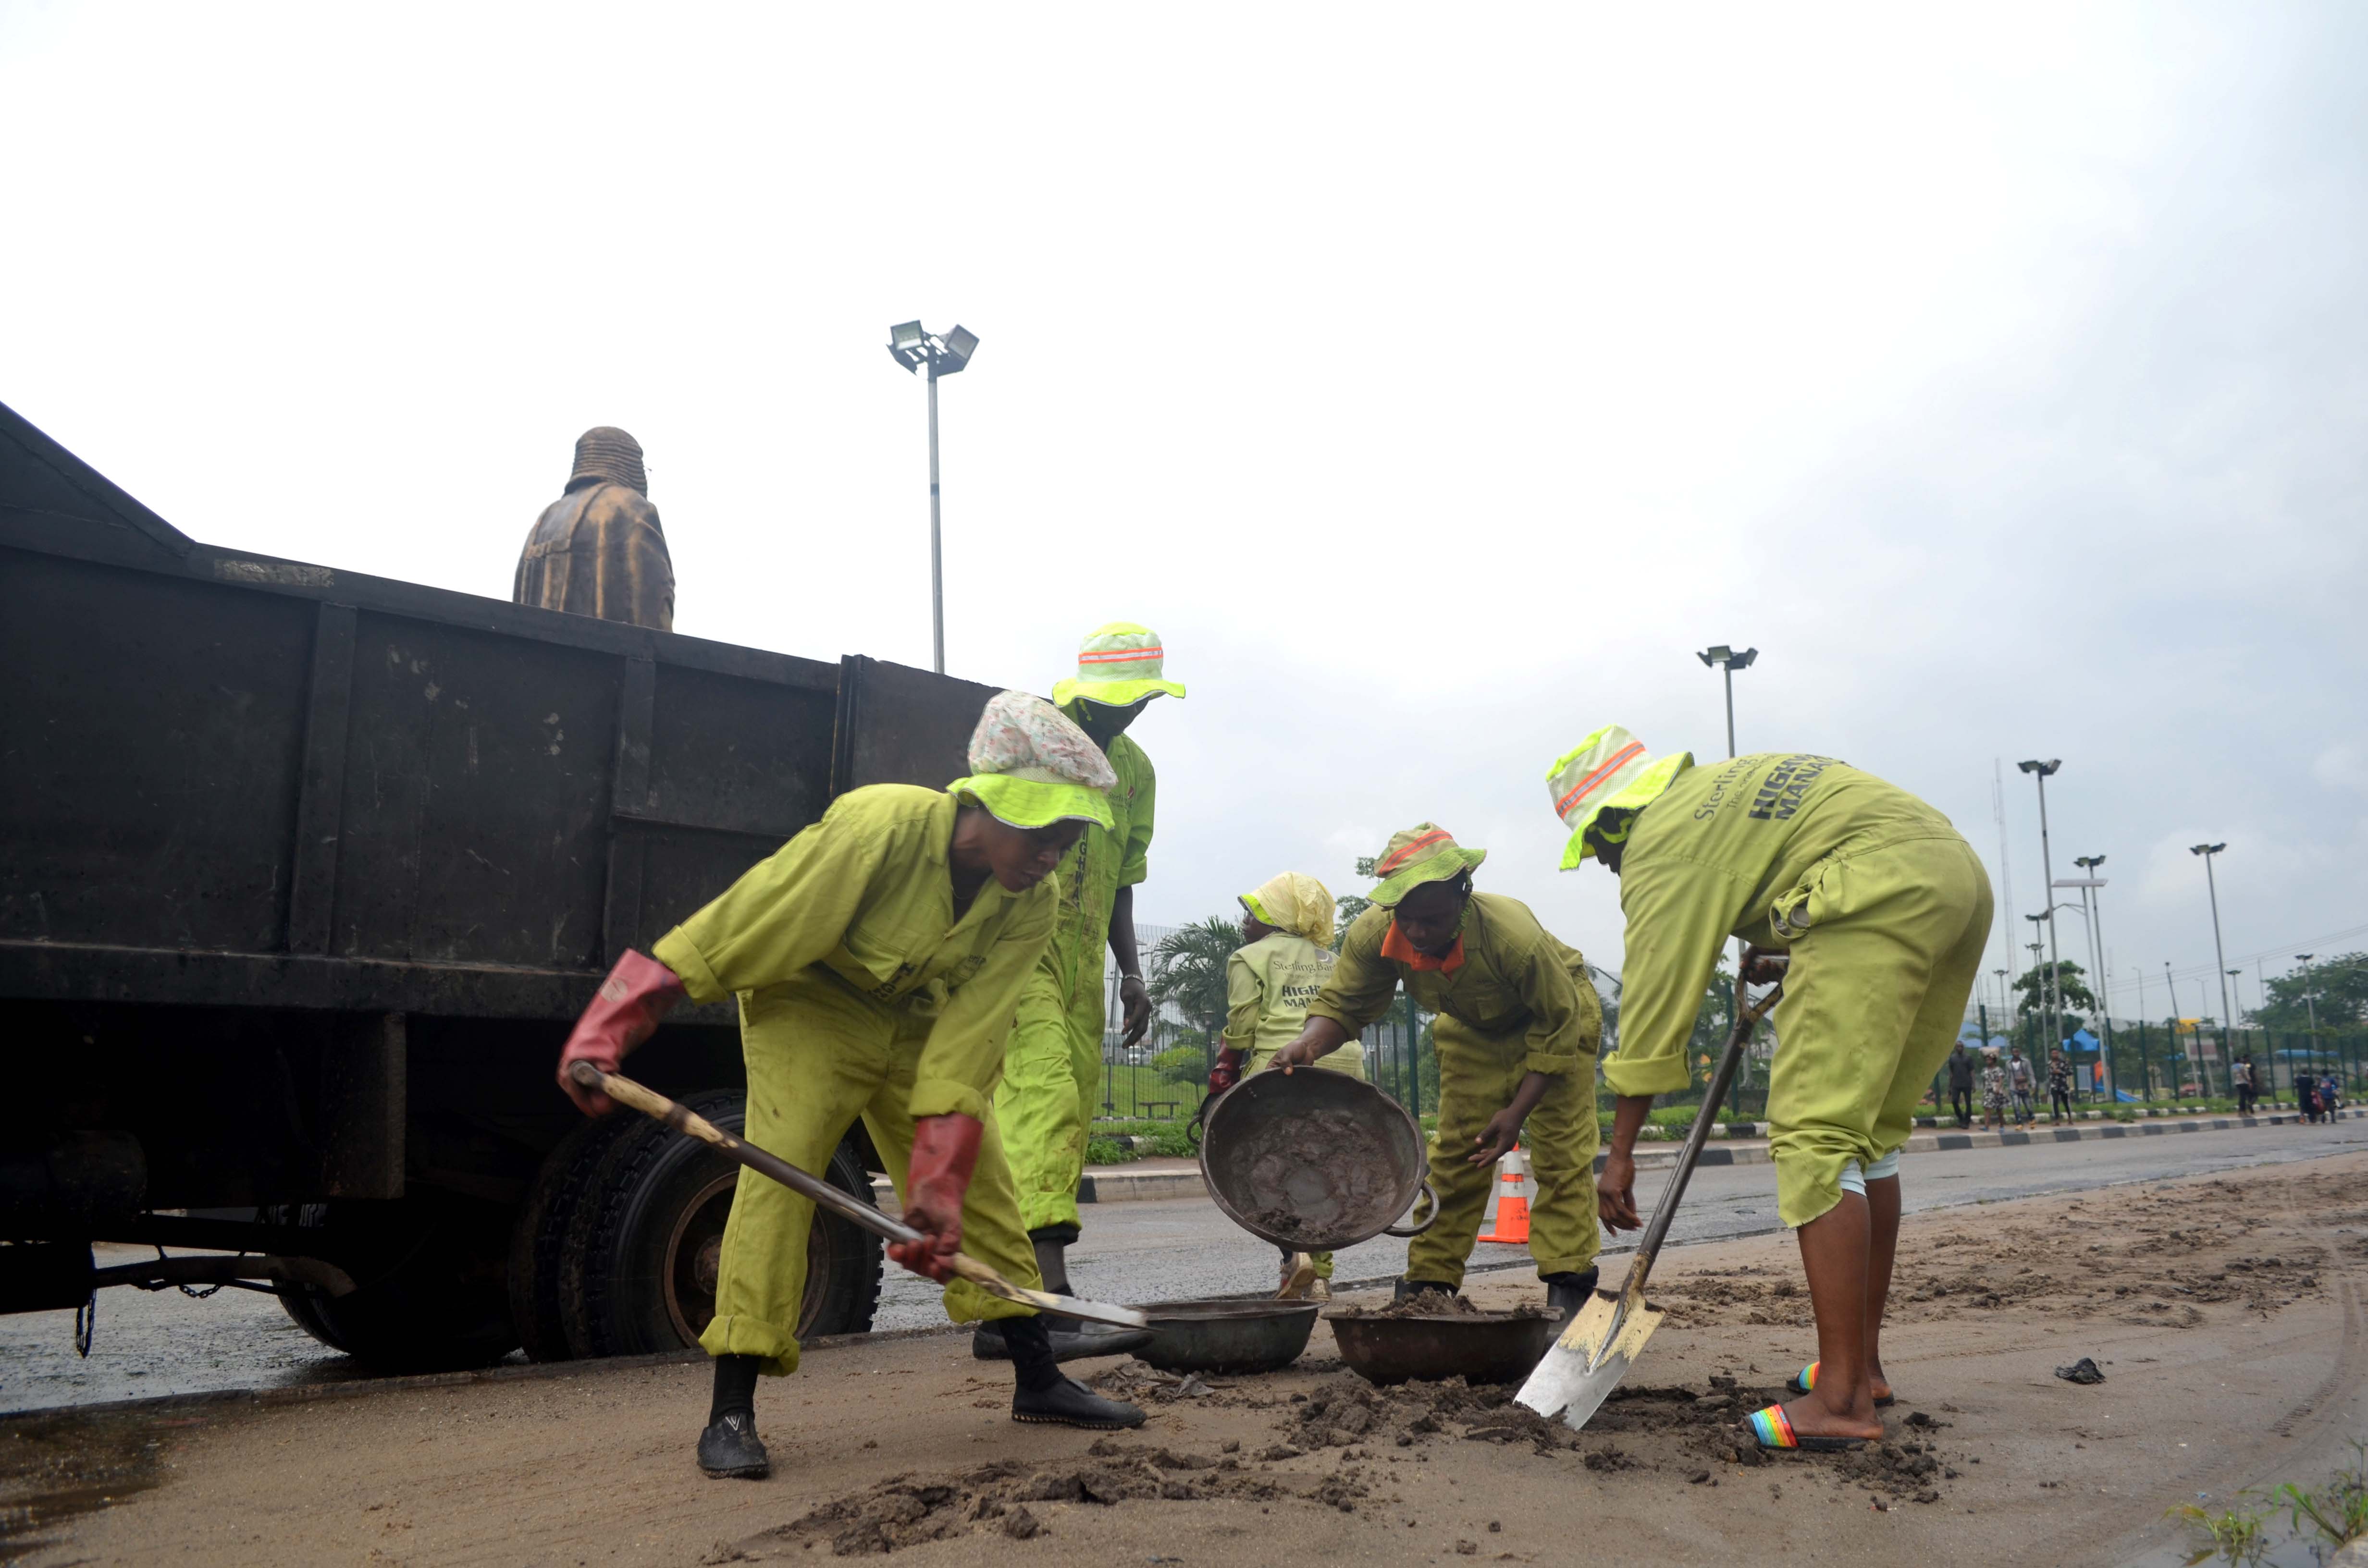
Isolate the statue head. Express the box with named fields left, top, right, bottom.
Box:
left=568, top=427, right=647, bottom=495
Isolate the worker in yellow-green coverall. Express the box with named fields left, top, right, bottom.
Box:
left=1263, top=825, right=1605, bottom=1322
left=1546, top=726, right=1991, bottom=1455
left=984, top=623, right=1182, bottom=1355
left=554, top=692, right=1150, bottom=1484
left=1209, top=871, right=1362, bottom=1298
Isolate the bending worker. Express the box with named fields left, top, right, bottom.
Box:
left=985, top=623, right=1182, bottom=1358
left=553, top=691, right=1147, bottom=1482
left=1547, top=727, right=1991, bottom=1453
left=1211, top=871, right=1361, bottom=1299
left=1264, top=825, right=1605, bottom=1320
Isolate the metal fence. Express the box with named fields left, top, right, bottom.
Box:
left=1089, top=924, right=1442, bottom=1124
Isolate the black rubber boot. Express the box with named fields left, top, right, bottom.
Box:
left=1543, top=1268, right=1600, bottom=1323
left=697, top=1354, right=770, bottom=1479
left=1393, top=1277, right=1456, bottom=1305
left=1002, top=1316, right=1146, bottom=1430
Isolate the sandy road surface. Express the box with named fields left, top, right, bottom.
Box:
left=12, top=1115, right=2366, bottom=1415
left=10, top=1152, right=2368, bottom=1567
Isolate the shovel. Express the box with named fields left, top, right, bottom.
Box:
left=1515, top=963, right=1785, bottom=1430
left=567, top=1063, right=1148, bottom=1330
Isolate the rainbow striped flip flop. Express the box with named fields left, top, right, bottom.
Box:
left=1783, top=1360, right=1895, bottom=1407
left=1748, top=1403, right=1869, bottom=1453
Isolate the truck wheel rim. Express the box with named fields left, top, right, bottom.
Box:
left=663, top=1173, right=738, bottom=1347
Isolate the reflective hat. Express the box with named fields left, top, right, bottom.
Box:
left=1240, top=871, right=1336, bottom=947
left=1547, top=724, right=1693, bottom=869
left=1051, top=621, right=1187, bottom=709
left=950, top=691, right=1117, bottom=830
left=1367, top=823, right=1487, bottom=908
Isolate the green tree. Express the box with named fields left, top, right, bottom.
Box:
left=1334, top=856, right=1379, bottom=952
left=2013, top=960, right=2098, bottom=1032
left=2251, top=954, right=2368, bottom=1029
left=1147, top=916, right=1241, bottom=1050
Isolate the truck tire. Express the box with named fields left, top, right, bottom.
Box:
left=267, top=1190, right=519, bottom=1370
left=506, top=1109, right=640, bottom=1362
left=557, top=1090, right=883, bottom=1358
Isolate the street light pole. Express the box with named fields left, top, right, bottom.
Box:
left=2190, top=842, right=2232, bottom=1099
left=1694, top=643, right=1759, bottom=1118
left=1694, top=646, right=1759, bottom=758
left=887, top=320, right=981, bottom=675
left=2017, top=760, right=2065, bottom=1070
left=2065, top=855, right=2114, bottom=1101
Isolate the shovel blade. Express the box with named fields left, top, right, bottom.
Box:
left=1514, top=1289, right=1664, bottom=1431
left=973, top=1278, right=1149, bottom=1330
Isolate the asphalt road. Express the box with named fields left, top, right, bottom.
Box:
left=9, top=1115, right=2367, bottom=1412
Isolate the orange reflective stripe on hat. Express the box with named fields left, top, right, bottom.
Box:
left=1376, top=829, right=1454, bottom=876
left=1553, top=742, right=1645, bottom=817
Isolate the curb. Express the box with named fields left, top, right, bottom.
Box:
left=874, top=1105, right=2367, bottom=1205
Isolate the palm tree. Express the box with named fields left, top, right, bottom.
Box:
left=1147, top=916, right=1241, bottom=1054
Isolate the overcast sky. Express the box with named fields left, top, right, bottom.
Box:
left=5, top=3, right=2362, bottom=1024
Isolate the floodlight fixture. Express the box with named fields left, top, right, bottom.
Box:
left=885, top=319, right=987, bottom=673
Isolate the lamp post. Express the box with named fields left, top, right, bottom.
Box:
left=2027, top=933, right=2046, bottom=1080
left=1695, top=644, right=1759, bottom=1117
left=886, top=320, right=980, bottom=674
left=2024, top=911, right=2055, bottom=1065
left=2062, top=855, right=2113, bottom=1101
left=2017, top=760, right=2065, bottom=1080
left=2298, top=954, right=2320, bottom=1090
left=2190, top=842, right=2232, bottom=1099
left=1993, top=968, right=2010, bottom=1026
left=1695, top=646, right=1759, bottom=758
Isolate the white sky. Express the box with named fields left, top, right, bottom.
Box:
left=4, top=2, right=2362, bottom=1023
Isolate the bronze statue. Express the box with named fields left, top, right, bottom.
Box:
left=514, top=427, right=675, bottom=631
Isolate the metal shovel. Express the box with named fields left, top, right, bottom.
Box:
left=567, top=1063, right=1148, bottom=1330
left=1515, top=965, right=1785, bottom=1430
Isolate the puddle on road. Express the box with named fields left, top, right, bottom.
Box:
left=0, top=1406, right=199, bottom=1555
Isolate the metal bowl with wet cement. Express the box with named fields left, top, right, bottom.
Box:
left=1197, top=1068, right=1435, bottom=1251
left=1329, top=1311, right=1558, bottom=1387
left=1131, top=1299, right=1321, bottom=1375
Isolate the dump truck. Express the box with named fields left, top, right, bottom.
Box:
left=0, top=399, right=997, bottom=1370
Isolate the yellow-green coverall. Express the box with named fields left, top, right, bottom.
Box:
left=652, top=785, right=1054, bottom=1377
left=1603, top=754, right=1994, bottom=1229
left=1307, top=893, right=1604, bottom=1288
left=1226, top=930, right=1364, bottom=1279
left=996, top=730, right=1154, bottom=1236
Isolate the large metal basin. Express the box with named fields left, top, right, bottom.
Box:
left=1329, top=1311, right=1556, bottom=1387
left=1132, top=1298, right=1320, bottom=1375
left=1198, top=1068, right=1435, bottom=1251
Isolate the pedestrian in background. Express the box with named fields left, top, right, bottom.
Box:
left=2009, top=1051, right=2037, bottom=1126
left=2047, top=1049, right=2074, bottom=1124
left=2297, top=1073, right=2320, bottom=1124
left=1946, top=1041, right=1977, bottom=1129
left=2232, top=1056, right=2257, bottom=1116
left=1980, top=1048, right=2010, bottom=1132
left=2323, top=1074, right=2342, bottom=1120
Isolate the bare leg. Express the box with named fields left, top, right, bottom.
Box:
left=1783, top=1192, right=1885, bottom=1441
left=1863, top=1175, right=1900, bottom=1403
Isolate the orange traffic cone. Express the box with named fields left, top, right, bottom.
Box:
left=1476, top=1143, right=1532, bottom=1244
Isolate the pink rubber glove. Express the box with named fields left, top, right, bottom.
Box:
left=556, top=950, right=687, bottom=1115
left=1208, top=1046, right=1244, bottom=1095
left=888, top=1114, right=983, bottom=1284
